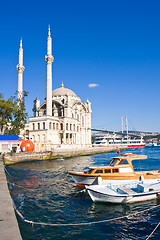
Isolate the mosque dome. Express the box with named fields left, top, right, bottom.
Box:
left=52, top=83, right=77, bottom=97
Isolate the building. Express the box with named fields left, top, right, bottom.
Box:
left=0, top=135, right=19, bottom=153
left=22, top=26, right=92, bottom=151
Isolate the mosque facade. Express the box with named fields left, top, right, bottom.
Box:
left=18, top=26, right=92, bottom=151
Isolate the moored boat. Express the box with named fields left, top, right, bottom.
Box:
left=92, top=117, right=145, bottom=148
left=93, top=135, right=145, bottom=148
left=86, top=181, right=160, bottom=204
left=68, top=154, right=160, bottom=186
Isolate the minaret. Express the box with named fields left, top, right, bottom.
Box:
left=45, top=25, right=54, bottom=116
left=16, top=38, right=25, bottom=102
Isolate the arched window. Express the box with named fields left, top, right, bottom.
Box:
left=70, top=124, right=72, bottom=131
left=43, top=134, right=45, bottom=141
left=77, top=114, right=79, bottom=121
left=26, top=130, right=29, bottom=135
left=60, top=123, right=63, bottom=130
left=38, top=135, right=40, bottom=141
left=82, top=116, right=84, bottom=127
left=43, top=122, right=45, bottom=129
left=49, top=122, right=52, bottom=129
left=73, top=124, right=75, bottom=131
left=38, top=123, right=40, bottom=130
left=53, top=122, right=55, bottom=130
left=56, top=123, right=59, bottom=130
left=66, top=123, right=68, bottom=130
left=33, top=123, right=35, bottom=130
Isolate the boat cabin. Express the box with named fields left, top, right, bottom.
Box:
left=87, top=154, right=147, bottom=175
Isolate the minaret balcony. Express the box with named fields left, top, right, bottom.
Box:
left=16, top=64, right=25, bottom=72
left=45, top=55, right=54, bottom=64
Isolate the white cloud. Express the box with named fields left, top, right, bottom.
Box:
left=88, top=83, right=99, bottom=88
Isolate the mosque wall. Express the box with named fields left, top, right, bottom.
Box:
left=21, top=26, right=92, bottom=151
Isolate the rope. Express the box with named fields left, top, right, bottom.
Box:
left=4, top=166, right=15, bottom=179
left=4, top=167, right=84, bottom=199
left=146, top=221, right=160, bottom=240
left=13, top=202, right=160, bottom=227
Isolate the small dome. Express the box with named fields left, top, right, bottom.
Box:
left=52, top=87, right=77, bottom=97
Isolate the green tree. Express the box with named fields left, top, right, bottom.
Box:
left=8, top=91, right=28, bottom=135
left=0, top=94, right=16, bottom=134
left=0, top=92, right=28, bottom=135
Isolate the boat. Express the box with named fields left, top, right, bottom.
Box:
left=153, top=142, right=158, bottom=146
left=86, top=181, right=160, bottom=204
left=145, top=141, right=158, bottom=147
left=68, top=154, right=160, bottom=187
left=145, top=142, right=153, bottom=147
left=92, top=135, right=145, bottom=148
left=92, top=117, right=145, bottom=148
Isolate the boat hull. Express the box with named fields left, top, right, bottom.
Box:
left=69, top=172, right=160, bottom=186
left=92, top=144, right=145, bottom=148
left=86, top=185, right=160, bottom=204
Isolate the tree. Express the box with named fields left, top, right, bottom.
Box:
left=0, top=91, right=28, bottom=135
left=8, top=91, right=28, bottom=135
left=0, top=94, right=16, bottom=134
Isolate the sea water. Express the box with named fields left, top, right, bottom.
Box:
left=6, top=147, right=160, bottom=240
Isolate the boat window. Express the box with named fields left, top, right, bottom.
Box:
left=112, top=169, right=119, bottom=173
left=105, top=169, right=111, bottom=173
left=108, top=158, right=118, bottom=166
left=95, top=169, right=103, bottom=174
left=88, top=169, right=93, bottom=174
left=118, top=159, right=128, bottom=165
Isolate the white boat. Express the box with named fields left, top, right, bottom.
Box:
left=145, top=142, right=158, bottom=147
left=86, top=181, right=160, bottom=204
left=153, top=142, right=158, bottom=146
left=145, top=143, right=153, bottom=147
left=92, top=117, right=145, bottom=148
left=93, top=135, right=145, bottom=148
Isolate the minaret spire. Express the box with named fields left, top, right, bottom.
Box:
left=16, top=38, right=25, bottom=103
left=48, top=25, right=51, bottom=37
left=20, top=37, right=22, bottom=48
left=45, top=25, right=54, bottom=116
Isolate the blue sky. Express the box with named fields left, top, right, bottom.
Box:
left=0, top=0, right=160, bottom=132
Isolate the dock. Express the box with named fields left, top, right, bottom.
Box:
left=2, top=146, right=127, bottom=165
left=0, top=157, right=22, bottom=239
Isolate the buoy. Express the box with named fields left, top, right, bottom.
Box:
left=97, top=175, right=103, bottom=185
left=20, top=140, right=35, bottom=152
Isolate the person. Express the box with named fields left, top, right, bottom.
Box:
left=117, top=149, right=120, bottom=155
left=16, top=144, right=20, bottom=153
left=8, top=144, right=12, bottom=153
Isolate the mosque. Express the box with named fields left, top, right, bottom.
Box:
left=17, top=26, right=92, bottom=151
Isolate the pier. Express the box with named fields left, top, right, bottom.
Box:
left=0, top=156, right=22, bottom=239
left=2, top=146, right=126, bottom=165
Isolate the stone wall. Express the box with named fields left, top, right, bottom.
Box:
left=2, top=146, right=126, bottom=165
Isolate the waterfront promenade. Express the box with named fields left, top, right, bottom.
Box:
left=2, top=146, right=125, bottom=165
left=0, top=156, right=22, bottom=239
